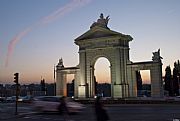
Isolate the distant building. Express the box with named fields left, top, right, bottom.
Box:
left=96, top=83, right=111, bottom=97
left=0, top=82, right=55, bottom=97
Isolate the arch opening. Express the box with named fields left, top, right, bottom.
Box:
left=137, top=70, right=151, bottom=97
left=66, top=74, right=74, bottom=97
left=94, top=57, right=111, bottom=97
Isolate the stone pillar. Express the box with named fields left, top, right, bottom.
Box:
left=92, top=67, right=95, bottom=97
left=110, top=57, right=117, bottom=98
left=56, top=70, right=67, bottom=96
left=150, top=62, right=163, bottom=98
left=131, top=70, right=137, bottom=97
left=113, top=84, right=122, bottom=98
left=78, top=51, right=87, bottom=97
left=127, top=64, right=137, bottom=98
left=74, top=69, right=80, bottom=98
left=121, top=47, right=127, bottom=98
left=114, top=48, right=121, bottom=86
left=86, top=54, right=95, bottom=98
left=56, top=69, right=61, bottom=96
left=89, top=66, right=95, bottom=97
left=126, top=64, right=131, bottom=96
left=113, top=48, right=122, bottom=98
left=124, top=47, right=129, bottom=97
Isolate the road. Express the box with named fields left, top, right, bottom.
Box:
left=0, top=103, right=180, bottom=121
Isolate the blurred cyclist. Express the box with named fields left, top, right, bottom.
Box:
left=95, top=96, right=109, bottom=121
left=58, top=96, right=69, bottom=121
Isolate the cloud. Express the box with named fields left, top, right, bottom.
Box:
left=5, top=27, right=32, bottom=67
left=42, top=0, right=92, bottom=24
left=5, top=0, right=92, bottom=67
left=167, top=9, right=175, bottom=14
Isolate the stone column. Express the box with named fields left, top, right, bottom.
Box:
left=150, top=62, right=163, bottom=98
left=74, top=69, right=80, bottom=98
left=113, top=48, right=122, bottom=98
left=114, top=48, right=121, bottom=86
left=131, top=70, right=137, bottom=97
left=78, top=51, right=87, bottom=97
left=89, top=65, right=95, bottom=97
left=124, top=47, right=129, bottom=97
left=56, top=70, right=67, bottom=96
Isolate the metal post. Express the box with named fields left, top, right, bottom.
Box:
left=14, top=73, right=19, bottom=115
left=15, top=84, right=18, bottom=115
left=54, top=80, right=56, bottom=96
left=54, top=65, right=56, bottom=96
left=177, top=75, right=180, bottom=95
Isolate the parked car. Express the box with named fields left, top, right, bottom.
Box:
left=0, top=97, right=6, bottom=102
left=6, top=96, right=16, bottom=102
left=21, top=95, right=33, bottom=103
left=33, top=96, right=85, bottom=113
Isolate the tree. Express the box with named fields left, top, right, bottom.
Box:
left=173, top=67, right=179, bottom=96
left=40, top=79, right=46, bottom=91
left=177, top=60, right=180, bottom=77
left=136, top=71, right=142, bottom=96
left=164, top=66, right=173, bottom=96
left=177, top=60, right=180, bottom=72
left=136, top=71, right=142, bottom=90
left=172, top=60, right=180, bottom=96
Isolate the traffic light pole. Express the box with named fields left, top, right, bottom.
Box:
left=15, top=84, right=18, bottom=115
left=14, top=73, right=19, bottom=115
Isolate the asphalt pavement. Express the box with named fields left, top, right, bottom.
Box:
left=1, top=103, right=180, bottom=121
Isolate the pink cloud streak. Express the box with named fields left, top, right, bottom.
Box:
left=42, top=0, right=92, bottom=24
left=5, top=27, right=32, bottom=67
left=5, top=0, right=92, bottom=67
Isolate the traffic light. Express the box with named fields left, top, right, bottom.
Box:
left=14, top=73, right=19, bottom=84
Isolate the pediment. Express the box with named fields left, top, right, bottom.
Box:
left=75, top=26, right=124, bottom=41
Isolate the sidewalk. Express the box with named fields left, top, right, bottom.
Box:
left=0, top=109, right=37, bottom=120
left=0, top=103, right=34, bottom=120
left=0, top=112, right=15, bottom=120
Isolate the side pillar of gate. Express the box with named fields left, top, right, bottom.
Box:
left=56, top=58, right=67, bottom=96
left=151, top=49, right=163, bottom=98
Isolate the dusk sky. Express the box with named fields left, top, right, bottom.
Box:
left=0, top=0, right=180, bottom=84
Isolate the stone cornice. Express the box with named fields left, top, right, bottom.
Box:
left=74, top=26, right=133, bottom=43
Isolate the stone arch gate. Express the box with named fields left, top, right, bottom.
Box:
left=127, top=60, right=163, bottom=98
left=56, top=14, right=163, bottom=98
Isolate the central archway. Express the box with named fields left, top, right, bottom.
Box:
left=75, top=26, right=133, bottom=98
left=94, top=57, right=111, bottom=97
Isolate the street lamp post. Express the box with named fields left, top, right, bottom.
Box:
left=177, top=75, right=180, bottom=95
left=54, top=65, right=56, bottom=96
